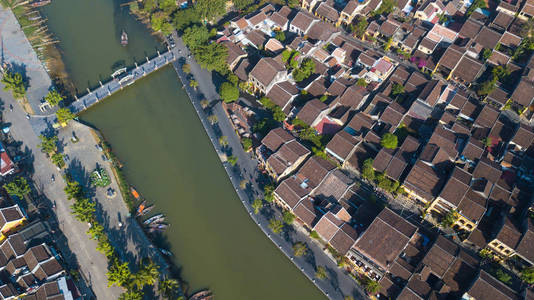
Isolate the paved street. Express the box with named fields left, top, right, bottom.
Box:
left=171, top=33, right=367, bottom=300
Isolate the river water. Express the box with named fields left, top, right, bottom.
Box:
left=40, top=1, right=326, bottom=299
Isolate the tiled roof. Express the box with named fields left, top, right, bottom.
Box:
left=404, top=161, right=445, bottom=201
left=296, top=99, right=328, bottom=126
left=261, top=128, right=294, bottom=152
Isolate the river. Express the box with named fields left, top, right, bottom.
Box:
left=40, top=1, right=326, bottom=299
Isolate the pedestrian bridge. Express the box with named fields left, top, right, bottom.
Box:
left=69, top=49, right=176, bottom=113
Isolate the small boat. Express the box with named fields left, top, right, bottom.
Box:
left=137, top=204, right=154, bottom=217
left=143, top=214, right=165, bottom=225
left=136, top=200, right=146, bottom=216
left=159, top=248, right=173, bottom=256
left=149, top=223, right=169, bottom=229
left=121, top=30, right=128, bottom=46
left=30, top=0, right=51, bottom=7
left=130, top=187, right=140, bottom=200
left=189, top=290, right=213, bottom=300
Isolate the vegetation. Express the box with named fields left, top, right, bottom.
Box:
left=182, top=63, right=191, bottom=74
left=200, top=99, right=209, bottom=109
left=357, top=78, right=368, bottom=87
left=44, top=90, right=63, bottom=106
left=259, top=97, right=286, bottom=122
left=482, top=137, right=493, bottom=148
left=182, top=25, right=228, bottom=74
left=292, top=242, right=307, bottom=257
left=56, top=108, right=75, bottom=124
left=350, top=16, right=368, bottom=39
left=376, top=173, right=400, bottom=194
left=440, top=210, right=459, bottom=228
left=495, top=268, right=512, bottom=284
left=51, top=153, right=65, bottom=169
left=268, top=218, right=284, bottom=234
left=275, top=31, right=286, bottom=42
left=158, top=277, right=180, bottom=299
left=1, top=71, right=25, bottom=99
left=219, top=136, right=228, bottom=147
left=38, top=134, right=58, bottom=154
left=292, top=58, right=315, bottom=82
left=241, top=137, right=252, bottom=151
left=361, top=158, right=375, bottom=181
left=521, top=267, right=534, bottom=284
left=70, top=198, right=96, bottom=223
left=282, top=210, right=295, bottom=225
left=281, top=49, right=300, bottom=69
left=292, top=118, right=323, bottom=149
left=107, top=259, right=132, bottom=288
left=252, top=198, right=263, bottom=214
left=90, top=168, right=111, bottom=187
left=151, top=11, right=174, bottom=35
left=207, top=114, right=218, bottom=125
left=481, top=48, right=492, bottom=61
left=220, top=82, right=239, bottom=103
left=362, top=277, right=381, bottom=294
left=189, top=79, right=198, bottom=89
left=467, top=0, right=487, bottom=16
left=240, top=179, right=248, bottom=190
left=391, top=83, right=404, bottom=97
left=380, top=133, right=398, bottom=149
left=315, top=266, right=328, bottom=279
left=264, top=184, right=275, bottom=203
left=3, top=177, right=31, bottom=199
left=194, top=0, right=226, bottom=21
left=64, top=177, right=83, bottom=200
left=227, top=155, right=238, bottom=166
left=310, top=230, right=320, bottom=239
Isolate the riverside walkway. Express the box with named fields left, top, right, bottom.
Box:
left=69, top=49, right=176, bottom=113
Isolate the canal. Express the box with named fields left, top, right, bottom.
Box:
left=40, top=1, right=327, bottom=299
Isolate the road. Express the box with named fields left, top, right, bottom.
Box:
left=171, top=32, right=367, bottom=300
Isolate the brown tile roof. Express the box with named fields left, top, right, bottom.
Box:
left=270, top=12, right=289, bottom=28
left=297, top=156, right=336, bottom=189
left=313, top=169, right=353, bottom=201
left=475, top=27, right=502, bottom=49
left=417, top=80, right=444, bottom=107
left=379, top=275, right=402, bottom=299
left=473, top=156, right=502, bottom=183
left=307, top=20, right=339, bottom=41
left=428, top=126, right=458, bottom=159
left=422, top=235, right=458, bottom=278
left=511, top=77, right=534, bottom=107
left=495, top=217, right=522, bottom=249
left=313, top=211, right=343, bottom=241
left=488, top=50, right=510, bottom=66
left=353, top=208, right=417, bottom=271
left=274, top=177, right=310, bottom=209
left=330, top=223, right=358, bottom=256
left=516, top=218, right=534, bottom=264
left=499, top=31, right=522, bottom=47
left=380, top=102, right=406, bottom=129
left=373, top=148, right=396, bottom=172
left=404, top=161, right=445, bottom=201
left=35, top=280, right=63, bottom=300
left=457, top=188, right=487, bottom=223
left=246, top=30, right=268, bottom=48
left=449, top=90, right=468, bottom=109
left=439, top=46, right=464, bottom=70
left=346, top=112, right=374, bottom=136
left=326, top=79, right=348, bottom=96
left=261, top=127, right=294, bottom=152
left=296, top=99, right=328, bottom=126
left=380, top=19, right=400, bottom=37
left=386, top=154, right=408, bottom=181
left=249, top=57, right=285, bottom=88
left=267, top=81, right=299, bottom=113
left=326, top=130, right=360, bottom=161
left=442, top=250, right=480, bottom=296
left=267, top=140, right=310, bottom=176
left=222, top=41, right=246, bottom=67
left=512, top=123, right=534, bottom=149
left=316, top=2, right=339, bottom=23
left=247, top=12, right=267, bottom=27
left=462, top=138, right=485, bottom=162
left=487, top=85, right=509, bottom=106
left=293, top=199, right=320, bottom=228
left=346, top=142, right=378, bottom=172
left=439, top=167, right=471, bottom=206
left=419, top=37, right=437, bottom=52
left=24, top=244, right=51, bottom=270
left=452, top=56, right=483, bottom=83
left=306, top=77, right=328, bottom=97
left=474, top=104, right=500, bottom=129
left=467, top=271, right=519, bottom=300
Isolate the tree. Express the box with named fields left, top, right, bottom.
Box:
left=182, top=63, right=191, bottom=73
left=292, top=242, right=307, bottom=257
left=219, top=136, right=228, bottom=147
left=363, top=277, right=381, bottom=294
left=467, top=0, right=486, bottom=16
left=477, top=78, right=496, bottom=96
left=391, top=83, right=404, bottom=96
left=64, top=177, right=82, bottom=200
left=97, top=237, right=115, bottom=258
left=310, top=230, right=320, bottom=239
left=376, top=0, right=396, bottom=15
left=194, top=43, right=228, bottom=73
left=241, top=137, right=252, bottom=151
left=38, top=134, right=58, bottom=154
left=207, top=114, right=218, bottom=125
left=495, top=268, right=512, bottom=284
left=252, top=198, right=263, bottom=214
left=219, top=82, right=239, bottom=103
left=132, top=260, right=159, bottom=289
left=275, top=31, right=286, bottom=42
left=268, top=218, right=284, bottom=234
left=315, top=266, right=328, bottom=279
left=1, top=71, right=25, bottom=99
left=351, top=16, right=368, bottom=39
left=195, top=0, right=226, bottom=21
left=481, top=48, right=492, bottom=61
left=521, top=17, right=534, bottom=39
left=292, top=58, right=315, bottom=82
left=158, top=277, right=179, bottom=299
left=380, top=133, right=398, bottom=149
left=200, top=99, right=209, bottom=109
left=362, top=158, right=375, bottom=181
left=282, top=210, right=295, bottom=225
left=357, top=78, right=368, bottom=87
left=240, top=179, right=248, bottom=189
left=189, top=79, right=198, bottom=89
left=44, top=90, right=63, bottom=106
left=383, top=37, right=393, bottom=51
left=227, top=155, right=238, bottom=166
left=182, top=25, right=210, bottom=50
left=151, top=12, right=173, bottom=35
left=233, top=0, right=254, bottom=10
left=51, top=153, right=65, bottom=169
left=264, top=184, right=275, bottom=203
left=521, top=267, right=534, bottom=284
left=87, top=222, right=105, bottom=240
left=107, top=260, right=132, bottom=288
left=119, top=291, right=143, bottom=300
left=3, top=177, right=31, bottom=199
left=70, top=198, right=96, bottom=223
left=440, top=210, right=458, bottom=228
left=56, top=108, right=75, bottom=124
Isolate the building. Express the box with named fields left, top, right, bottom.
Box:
left=248, top=57, right=287, bottom=94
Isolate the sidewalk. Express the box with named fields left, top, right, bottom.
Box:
left=171, top=33, right=367, bottom=300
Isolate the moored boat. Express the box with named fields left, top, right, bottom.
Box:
left=130, top=187, right=140, bottom=200
left=143, top=214, right=165, bottom=225
left=137, top=204, right=154, bottom=216
left=30, top=0, right=51, bottom=7
left=149, top=223, right=169, bottom=229
left=136, top=200, right=146, bottom=216
left=189, top=289, right=213, bottom=300
left=159, top=248, right=173, bottom=256
left=121, top=30, right=128, bottom=46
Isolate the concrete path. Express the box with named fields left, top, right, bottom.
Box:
left=171, top=32, right=367, bottom=300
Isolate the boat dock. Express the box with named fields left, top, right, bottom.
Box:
left=69, top=49, right=176, bottom=113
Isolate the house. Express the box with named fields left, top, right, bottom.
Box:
left=265, top=140, right=311, bottom=181
left=415, top=0, right=445, bottom=24
left=289, top=11, right=318, bottom=35
left=221, top=41, right=247, bottom=71
left=348, top=208, right=418, bottom=276
left=261, top=127, right=295, bottom=153
left=487, top=217, right=522, bottom=259
left=313, top=212, right=358, bottom=255
left=510, top=123, right=534, bottom=152
left=510, top=77, right=534, bottom=108
left=326, top=130, right=361, bottom=165
left=429, top=166, right=471, bottom=214
left=339, top=1, right=360, bottom=25
left=0, top=142, right=14, bottom=177
left=519, top=0, right=534, bottom=20
left=403, top=160, right=446, bottom=204
left=315, top=1, right=340, bottom=26
left=296, top=99, right=329, bottom=127
left=313, top=169, right=354, bottom=203
left=248, top=57, right=287, bottom=94
left=465, top=271, right=519, bottom=300
left=266, top=81, right=299, bottom=114
left=0, top=205, right=26, bottom=240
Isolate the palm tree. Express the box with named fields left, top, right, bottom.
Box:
left=51, top=153, right=65, bottom=168
left=3, top=177, right=31, bottom=199
left=118, top=290, right=142, bottom=300
left=189, top=79, right=198, bottom=90
left=292, top=242, right=307, bottom=257
left=56, top=108, right=75, bottom=124
left=268, top=218, right=284, bottom=234
left=38, top=134, right=58, bottom=154
left=70, top=198, right=96, bottom=223
left=87, top=222, right=105, bottom=240
left=107, top=259, right=132, bottom=288
left=207, top=114, right=218, bottom=125
left=218, top=135, right=228, bottom=147
left=252, top=198, right=262, bottom=214
left=315, top=266, right=327, bottom=280
left=64, top=177, right=82, bottom=200
left=133, top=261, right=159, bottom=289
left=158, top=277, right=179, bottom=299
left=44, top=90, right=63, bottom=106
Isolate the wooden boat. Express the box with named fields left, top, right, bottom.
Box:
left=143, top=214, right=164, bottom=225
left=136, top=200, right=146, bottom=216
left=189, top=290, right=213, bottom=300
left=137, top=204, right=154, bottom=217
left=121, top=30, right=128, bottom=46
left=130, top=187, right=140, bottom=200
left=30, top=0, right=51, bottom=7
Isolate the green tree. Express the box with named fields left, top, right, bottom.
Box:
left=521, top=267, right=534, bottom=284
left=56, top=108, right=75, bottom=124
left=173, top=7, right=200, bottom=32
left=3, top=177, right=31, bottom=199
left=227, top=155, right=238, bottom=166
left=282, top=210, right=295, bottom=225
left=467, top=0, right=486, bottom=16
left=292, top=58, right=315, bottom=82
left=481, top=48, right=492, bottom=61
left=391, top=83, right=404, bottom=96
left=44, top=90, right=63, bottom=106
left=182, top=63, right=191, bottom=73
left=200, top=99, right=209, bottom=109
left=1, top=71, right=25, bottom=99
left=292, top=242, right=307, bottom=257
left=119, top=291, right=142, bottom=300
left=151, top=12, right=173, bottom=35
left=264, top=184, right=275, bottom=203
left=194, top=43, right=228, bottom=73
left=440, top=210, right=459, bottom=228
left=64, top=177, right=82, bottom=200
left=219, top=136, right=228, bottom=147
left=195, top=0, right=226, bottom=21
left=159, top=0, right=177, bottom=14
left=310, top=230, right=320, bottom=239
left=233, top=0, right=254, bottom=10
left=252, top=198, right=263, bottom=214
left=241, top=137, right=252, bottom=151
left=363, top=277, right=381, bottom=294
left=362, top=158, right=375, bottom=181
left=383, top=37, right=393, bottom=51
left=189, top=79, right=198, bottom=89
left=107, top=259, right=132, bottom=288
left=357, top=78, right=368, bottom=87
left=351, top=16, right=368, bottom=38
left=220, top=82, right=239, bottom=103
left=268, top=218, right=284, bottom=234
left=158, top=277, right=179, bottom=299
left=96, top=237, right=115, bottom=258
left=495, top=268, right=512, bottom=284
left=38, top=134, right=58, bottom=154
left=376, top=0, right=396, bottom=15
left=275, top=31, right=286, bottom=42
left=132, top=260, right=159, bottom=289
left=70, top=198, right=96, bottom=223
left=482, top=137, right=493, bottom=147
left=207, top=114, right=218, bottom=125
left=380, top=133, right=398, bottom=149
left=87, top=222, right=105, bottom=240
left=315, top=266, right=328, bottom=279
left=182, top=25, right=210, bottom=50
left=51, top=153, right=65, bottom=168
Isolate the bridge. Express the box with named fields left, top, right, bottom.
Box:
left=69, top=49, right=176, bottom=113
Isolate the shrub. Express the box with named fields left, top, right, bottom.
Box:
left=219, top=82, right=239, bottom=103
left=380, top=133, right=398, bottom=149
